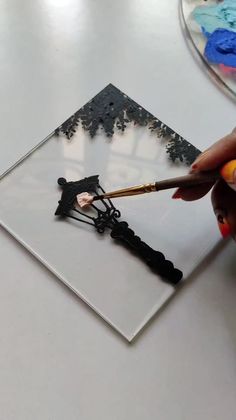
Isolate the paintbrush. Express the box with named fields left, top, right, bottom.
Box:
left=77, top=170, right=219, bottom=208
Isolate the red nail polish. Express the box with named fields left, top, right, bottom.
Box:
left=172, top=191, right=182, bottom=199
left=218, top=221, right=231, bottom=238
left=215, top=209, right=231, bottom=238
left=191, top=151, right=210, bottom=170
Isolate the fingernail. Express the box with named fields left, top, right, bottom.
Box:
left=220, top=160, right=236, bottom=191
left=172, top=189, right=182, bottom=199
left=214, top=208, right=231, bottom=238
left=218, top=221, right=231, bottom=238
left=191, top=150, right=209, bottom=170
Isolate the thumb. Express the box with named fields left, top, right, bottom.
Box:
left=220, top=160, right=236, bottom=192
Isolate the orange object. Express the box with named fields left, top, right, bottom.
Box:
left=220, top=160, right=236, bottom=191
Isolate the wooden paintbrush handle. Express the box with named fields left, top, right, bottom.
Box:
left=155, top=171, right=219, bottom=191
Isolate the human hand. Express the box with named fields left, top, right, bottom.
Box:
left=172, top=129, right=236, bottom=240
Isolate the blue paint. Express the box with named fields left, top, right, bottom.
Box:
left=204, top=28, right=236, bottom=67
left=193, top=0, right=236, bottom=34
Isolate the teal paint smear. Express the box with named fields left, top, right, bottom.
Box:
left=193, top=0, right=236, bottom=34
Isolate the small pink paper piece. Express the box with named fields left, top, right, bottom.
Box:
left=76, top=192, right=94, bottom=209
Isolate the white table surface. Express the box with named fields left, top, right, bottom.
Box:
left=0, top=1, right=236, bottom=419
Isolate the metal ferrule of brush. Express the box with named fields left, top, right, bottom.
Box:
left=102, top=183, right=157, bottom=199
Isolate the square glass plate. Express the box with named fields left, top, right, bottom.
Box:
left=0, top=85, right=221, bottom=341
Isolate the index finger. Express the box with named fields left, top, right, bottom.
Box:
left=192, top=129, right=236, bottom=172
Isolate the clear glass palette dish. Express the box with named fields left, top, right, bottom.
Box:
left=181, top=0, right=236, bottom=100
left=0, top=85, right=221, bottom=341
